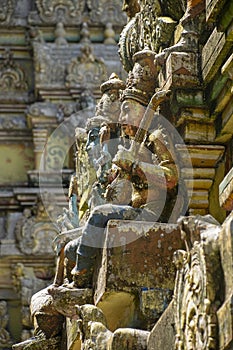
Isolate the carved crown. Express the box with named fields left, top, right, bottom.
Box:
left=121, top=48, right=158, bottom=105
left=100, top=72, right=125, bottom=93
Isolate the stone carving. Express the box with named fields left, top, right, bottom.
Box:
left=119, top=0, right=176, bottom=71
left=35, top=0, right=85, bottom=24
left=70, top=304, right=149, bottom=349
left=12, top=263, right=54, bottom=341
left=87, top=0, right=127, bottom=25
left=173, top=215, right=222, bottom=350
left=0, top=0, right=15, bottom=25
left=0, top=116, right=26, bottom=129
left=34, top=42, right=67, bottom=87
left=104, top=23, right=116, bottom=45
left=0, top=301, right=13, bottom=348
left=0, top=49, right=28, bottom=101
left=27, top=101, right=63, bottom=124
left=66, top=44, right=107, bottom=90
left=118, top=0, right=183, bottom=71
left=122, top=0, right=140, bottom=20
left=15, top=197, right=59, bottom=255
left=63, top=49, right=185, bottom=289
left=80, top=22, right=91, bottom=44
left=54, top=22, right=68, bottom=46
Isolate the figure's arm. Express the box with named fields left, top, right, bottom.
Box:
left=132, top=160, right=178, bottom=190
left=113, top=128, right=179, bottom=190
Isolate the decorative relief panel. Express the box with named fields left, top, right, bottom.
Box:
left=173, top=216, right=222, bottom=350
left=34, top=42, right=67, bottom=88
left=0, top=49, right=29, bottom=102
left=66, top=44, right=107, bottom=90
left=15, top=198, right=59, bottom=256
left=87, top=0, right=127, bottom=25
left=35, top=0, right=85, bottom=24
left=0, top=0, right=15, bottom=25
left=0, top=301, right=13, bottom=348
left=0, top=117, right=27, bottom=130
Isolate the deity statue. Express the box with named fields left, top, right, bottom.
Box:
left=81, top=73, right=126, bottom=213
left=64, top=48, right=185, bottom=289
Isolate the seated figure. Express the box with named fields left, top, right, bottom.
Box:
left=64, top=48, right=185, bottom=288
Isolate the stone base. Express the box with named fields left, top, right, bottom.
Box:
left=94, top=220, right=183, bottom=331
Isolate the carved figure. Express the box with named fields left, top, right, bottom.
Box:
left=64, top=49, right=184, bottom=288
left=66, top=44, right=107, bottom=89
left=155, top=0, right=205, bottom=65
left=79, top=73, right=126, bottom=212
left=0, top=301, right=12, bottom=347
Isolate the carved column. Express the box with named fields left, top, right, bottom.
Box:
left=32, top=129, right=48, bottom=170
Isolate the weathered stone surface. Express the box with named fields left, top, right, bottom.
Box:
left=12, top=337, right=61, bottom=350
left=219, top=167, right=233, bottom=210
left=206, top=0, right=228, bottom=22
left=68, top=304, right=110, bottom=350
left=184, top=145, right=225, bottom=167
left=217, top=296, right=233, bottom=350
left=217, top=212, right=233, bottom=349
left=49, top=286, right=93, bottom=318
left=164, top=52, right=199, bottom=89
left=95, top=221, right=183, bottom=330
left=30, top=287, right=64, bottom=339
left=202, top=25, right=233, bottom=82
left=173, top=215, right=222, bottom=350
left=147, top=301, right=175, bottom=350
left=111, top=328, right=149, bottom=350
left=180, top=120, right=215, bottom=142
left=96, top=221, right=182, bottom=291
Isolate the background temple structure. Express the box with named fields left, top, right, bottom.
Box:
left=0, top=0, right=232, bottom=349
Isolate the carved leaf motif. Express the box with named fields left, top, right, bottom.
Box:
left=174, top=242, right=219, bottom=350
left=35, top=0, right=85, bottom=24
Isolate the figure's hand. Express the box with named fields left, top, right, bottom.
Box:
left=150, top=89, right=171, bottom=110
left=99, top=124, right=111, bottom=144
left=112, top=145, right=134, bottom=172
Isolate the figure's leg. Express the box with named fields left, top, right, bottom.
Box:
left=71, top=204, right=139, bottom=288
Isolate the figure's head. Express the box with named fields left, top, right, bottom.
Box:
left=119, top=48, right=158, bottom=137
left=95, top=73, right=125, bottom=124
left=120, top=99, right=146, bottom=137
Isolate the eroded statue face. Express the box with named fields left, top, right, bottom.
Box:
left=96, top=89, right=121, bottom=122
left=119, top=99, right=146, bottom=137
